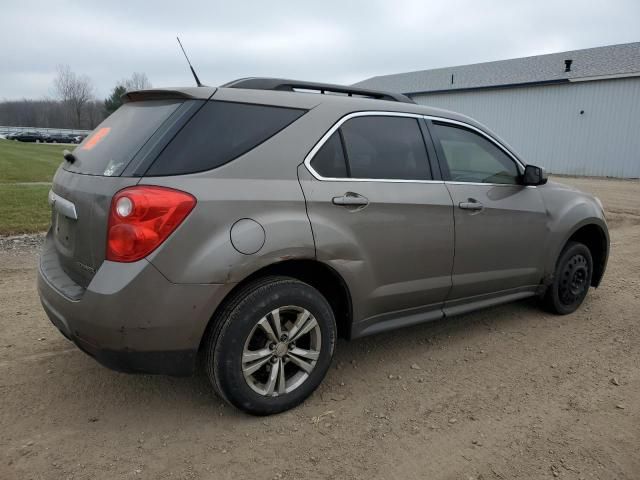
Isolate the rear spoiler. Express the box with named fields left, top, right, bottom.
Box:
left=121, top=87, right=216, bottom=103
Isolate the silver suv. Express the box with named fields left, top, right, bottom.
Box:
left=38, top=79, right=609, bottom=415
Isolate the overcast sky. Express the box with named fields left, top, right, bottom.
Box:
left=1, top=0, right=639, bottom=100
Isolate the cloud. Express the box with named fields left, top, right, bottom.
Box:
left=0, top=0, right=638, bottom=100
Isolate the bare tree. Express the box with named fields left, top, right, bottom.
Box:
left=85, top=100, right=107, bottom=129
left=123, top=72, right=152, bottom=91
left=0, top=98, right=106, bottom=130
left=103, top=72, right=152, bottom=116
left=53, top=65, right=94, bottom=128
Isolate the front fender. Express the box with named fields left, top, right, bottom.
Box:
left=540, top=182, right=609, bottom=282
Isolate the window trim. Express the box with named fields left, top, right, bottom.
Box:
left=309, top=130, right=350, bottom=178
left=337, top=129, right=352, bottom=178
left=304, top=111, right=440, bottom=184
left=304, top=111, right=525, bottom=185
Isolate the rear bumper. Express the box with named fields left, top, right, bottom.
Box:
left=43, top=311, right=197, bottom=375
left=38, top=235, right=233, bottom=376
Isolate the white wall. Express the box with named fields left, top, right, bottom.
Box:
left=412, top=77, right=640, bottom=178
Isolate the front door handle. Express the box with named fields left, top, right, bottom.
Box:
left=459, top=199, right=484, bottom=211
left=332, top=192, right=369, bottom=207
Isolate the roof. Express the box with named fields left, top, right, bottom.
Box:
left=125, top=83, right=519, bottom=159
left=354, top=42, right=640, bottom=95
left=125, top=78, right=415, bottom=104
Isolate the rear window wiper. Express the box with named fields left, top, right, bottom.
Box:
left=63, top=150, right=76, bottom=163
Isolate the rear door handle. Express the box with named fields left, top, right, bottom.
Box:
left=332, top=192, right=369, bottom=207
left=458, top=199, right=483, bottom=211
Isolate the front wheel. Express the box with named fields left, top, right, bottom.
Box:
left=544, top=241, right=593, bottom=314
left=204, top=276, right=336, bottom=415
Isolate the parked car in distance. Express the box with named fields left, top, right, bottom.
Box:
left=38, top=79, right=609, bottom=415
left=46, top=133, right=77, bottom=144
left=12, top=131, right=45, bottom=142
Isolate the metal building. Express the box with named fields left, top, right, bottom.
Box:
left=355, top=42, right=640, bottom=178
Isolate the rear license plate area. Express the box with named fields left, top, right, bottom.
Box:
left=53, top=212, right=76, bottom=253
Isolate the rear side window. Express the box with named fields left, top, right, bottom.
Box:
left=146, top=101, right=306, bottom=176
left=65, top=99, right=183, bottom=176
left=340, top=116, right=431, bottom=180
left=310, top=132, right=348, bottom=178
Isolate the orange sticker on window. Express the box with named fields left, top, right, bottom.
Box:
left=81, top=127, right=111, bottom=151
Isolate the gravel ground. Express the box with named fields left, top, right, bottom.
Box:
left=0, top=234, right=44, bottom=252
left=1, top=177, right=639, bottom=480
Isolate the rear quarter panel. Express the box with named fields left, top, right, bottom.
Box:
left=142, top=175, right=314, bottom=284
left=139, top=103, right=342, bottom=284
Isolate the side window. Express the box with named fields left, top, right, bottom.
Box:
left=340, top=116, right=431, bottom=180
left=431, top=122, right=520, bottom=184
left=310, top=132, right=348, bottom=178
left=147, top=101, right=306, bottom=176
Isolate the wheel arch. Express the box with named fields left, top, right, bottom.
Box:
left=555, top=220, right=609, bottom=287
left=198, top=259, right=354, bottom=355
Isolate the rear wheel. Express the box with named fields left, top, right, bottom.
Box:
left=544, top=241, right=593, bottom=314
left=204, top=276, right=336, bottom=415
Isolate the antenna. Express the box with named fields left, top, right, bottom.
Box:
left=176, top=36, right=203, bottom=87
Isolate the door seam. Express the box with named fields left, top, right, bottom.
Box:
left=296, top=163, right=318, bottom=259
left=442, top=181, right=457, bottom=311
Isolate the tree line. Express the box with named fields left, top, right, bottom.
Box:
left=0, top=66, right=151, bottom=130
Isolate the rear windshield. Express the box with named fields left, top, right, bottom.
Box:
left=145, top=101, right=306, bottom=176
left=64, top=99, right=183, bottom=176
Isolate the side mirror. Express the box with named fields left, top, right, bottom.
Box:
left=522, top=164, right=548, bottom=186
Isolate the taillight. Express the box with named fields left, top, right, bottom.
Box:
left=106, top=186, right=196, bottom=262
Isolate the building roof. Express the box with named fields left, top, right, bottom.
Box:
left=354, top=42, right=640, bottom=95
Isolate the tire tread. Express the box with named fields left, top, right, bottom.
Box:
left=544, top=241, right=593, bottom=315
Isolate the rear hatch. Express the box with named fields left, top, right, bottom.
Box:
left=49, top=97, right=194, bottom=288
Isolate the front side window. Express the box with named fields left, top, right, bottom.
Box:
left=340, top=116, right=431, bottom=180
left=432, top=122, right=520, bottom=184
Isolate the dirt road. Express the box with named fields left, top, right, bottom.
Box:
left=1, top=177, right=639, bottom=479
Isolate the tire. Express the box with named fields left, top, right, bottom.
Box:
left=544, top=241, right=593, bottom=314
left=204, top=276, right=336, bottom=415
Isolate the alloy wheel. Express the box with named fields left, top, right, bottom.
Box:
left=242, top=306, right=321, bottom=397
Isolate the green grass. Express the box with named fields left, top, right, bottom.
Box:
left=0, top=184, right=52, bottom=235
left=0, top=138, right=64, bottom=183
left=0, top=139, right=66, bottom=234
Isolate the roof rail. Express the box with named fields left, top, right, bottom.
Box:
left=220, top=77, right=415, bottom=104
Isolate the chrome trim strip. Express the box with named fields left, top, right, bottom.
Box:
left=445, top=181, right=532, bottom=188
left=303, top=110, right=525, bottom=183
left=303, top=176, right=444, bottom=184
left=48, top=190, right=78, bottom=220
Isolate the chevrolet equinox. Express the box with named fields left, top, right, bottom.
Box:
left=38, top=78, right=609, bottom=415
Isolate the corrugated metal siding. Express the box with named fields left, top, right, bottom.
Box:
left=412, top=77, right=640, bottom=178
